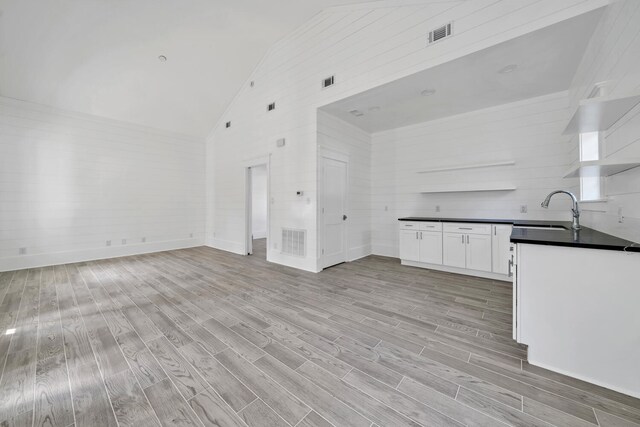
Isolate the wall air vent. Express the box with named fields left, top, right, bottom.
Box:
left=322, top=75, right=335, bottom=89
left=282, top=228, right=306, bottom=257
left=267, top=102, right=276, bottom=112
left=428, top=22, right=452, bottom=44
left=226, top=121, right=231, bottom=128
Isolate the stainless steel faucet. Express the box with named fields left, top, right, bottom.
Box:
left=541, top=190, right=581, bottom=230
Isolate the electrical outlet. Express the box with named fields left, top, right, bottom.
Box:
left=190, top=233, right=194, bottom=238
left=435, top=205, right=440, bottom=212
left=618, top=207, right=624, bottom=223
left=122, top=239, right=127, bottom=245
left=106, top=240, right=111, bottom=247
left=18, top=247, right=27, bottom=255
left=274, top=242, right=278, bottom=249
left=384, top=205, right=388, bottom=211
left=141, top=237, right=146, bottom=243
left=520, top=205, right=528, bottom=214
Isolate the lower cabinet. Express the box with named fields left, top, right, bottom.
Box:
left=401, top=221, right=509, bottom=279
left=399, top=230, right=420, bottom=262
left=443, top=232, right=492, bottom=272
left=492, top=224, right=513, bottom=275
left=443, top=232, right=466, bottom=268
left=399, top=229, right=443, bottom=264
left=466, top=234, right=492, bottom=272
left=419, top=231, right=443, bottom=264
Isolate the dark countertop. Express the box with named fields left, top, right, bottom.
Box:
left=398, top=217, right=640, bottom=253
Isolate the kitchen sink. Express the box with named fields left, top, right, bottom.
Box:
left=513, top=225, right=568, bottom=231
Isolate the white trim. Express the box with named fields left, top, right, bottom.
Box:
left=208, top=238, right=245, bottom=255
left=527, top=358, right=640, bottom=400
left=401, top=260, right=511, bottom=282
left=0, top=238, right=204, bottom=272
left=319, top=150, right=350, bottom=271
left=244, top=157, right=271, bottom=257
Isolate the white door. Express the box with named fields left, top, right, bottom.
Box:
left=399, top=230, right=420, bottom=262
left=322, top=157, right=347, bottom=268
left=466, top=234, right=492, bottom=272
left=492, top=225, right=512, bottom=274
left=419, top=231, right=443, bottom=265
left=443, top=232, right=466, bottom=268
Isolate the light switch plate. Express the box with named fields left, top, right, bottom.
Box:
left=520, top=205, right=528, bottom=214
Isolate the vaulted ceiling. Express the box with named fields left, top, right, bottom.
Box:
left=0, top=0, right=374, bottom=137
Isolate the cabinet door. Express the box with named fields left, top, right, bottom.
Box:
left=419, top=231, right=443, bottom=265
left=443, top=232, right=466, bottom=268
left=466, top=233, right=492, bottom=272
left=399, top=230, right=420, bottom=262
left=492, top=225, right=513, bottom=275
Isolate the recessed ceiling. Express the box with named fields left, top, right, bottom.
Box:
left=320, top=9, right=604, bottom=133
left=0, top=0, right=374, bottom=137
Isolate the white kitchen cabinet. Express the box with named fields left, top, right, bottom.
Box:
left=443, top=232, right=466, bottom=268
left=400, top=221, right=509, bottom=281
left=399, top=230, right=420, bottom=262
left=466, top=234, right=492, bottom=272
left=492, top=225, right=513, bottom=275
left=419, top=231, right=443, bottom=264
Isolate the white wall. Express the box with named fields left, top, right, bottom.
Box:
left=206, top=0, right=607, bottom=271
left=318, top=111, right=371, bottom=261
left=0, top=97, right=205, bottom=271
left=251, top=165, right=268, bottom=239
left=371, top=91, right=576, bottom=257
left=567, top=0, right=640, bottom=244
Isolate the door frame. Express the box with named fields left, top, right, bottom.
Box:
left=318, top=148, right=349, bottom=270
left=244, top=156, right=270, bottom=256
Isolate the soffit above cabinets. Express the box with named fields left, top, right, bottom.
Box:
left=320, top=9, right=604, bottom=133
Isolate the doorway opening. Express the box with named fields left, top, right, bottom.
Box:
left=246, top=163, right=268, bottom=257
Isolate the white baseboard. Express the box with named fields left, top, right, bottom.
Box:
left=208, top=238, right=245, bottom=255
left=401, top=260, right=511, bottom=282
left=372, top=245, right=397, bottom=258
left=527, top=357, right=640, bottom=399
left=0, top=238, right=204, bottom=272
left=252, top=231, right=267, bottom=239
left=348, top=244, right=372, bottom=262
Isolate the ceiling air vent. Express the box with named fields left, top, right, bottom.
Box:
left=322, top=75, right=335, bottom=89
left=267, top=102, right=276, bottom=112
left=282, top=228, right=306, bottom=257
left=428, top=22, right=452, bottom=44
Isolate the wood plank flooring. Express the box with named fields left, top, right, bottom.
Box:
left=0, top=238, right=639, bottom=427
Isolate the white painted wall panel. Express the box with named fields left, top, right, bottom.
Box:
left=567, top=0, right=640, bottom=244
left=0, top=97, right=205, bottom=271
left=207, top=0, right=606, bottom=271
left=371, top=92, right=576, bottom=257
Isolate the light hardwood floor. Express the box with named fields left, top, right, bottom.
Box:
left=0, top=238, right=639, bottom=427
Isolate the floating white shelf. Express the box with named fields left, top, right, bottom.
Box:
left=563, top=160, right=640, bottom=178
left=420, top=184, right=517, bottom=194
left=417, top=160, right=515, bottom=174
left=563, top=93, right=640, bottom=135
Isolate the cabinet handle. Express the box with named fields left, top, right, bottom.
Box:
left=467, top=235, right=469, bottom=244
left=494, top=227, right=496, bottom=236
left=508, top=258, right=513, bottom=277
left=416, top=232, right=419, bottom=239
left=420, top=232, right=423, bottom=239
left=458, top=227, right=473, bottom=230
left=461, top=235, right=464, bottom=244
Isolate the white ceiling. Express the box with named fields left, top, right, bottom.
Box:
left=0, top=0, right=372, bottom=137
left=320, top=10, right=604, bottom=133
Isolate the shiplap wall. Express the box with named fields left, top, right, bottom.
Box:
left=206, top=0, right=607, bottom=271
left=567, top=0, right=640, bottom=244
left=0, top=97, right=205, bottom=271
left=318, top=110, right=372, bottom=261
left=371, top=91, right=575, bottom=257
